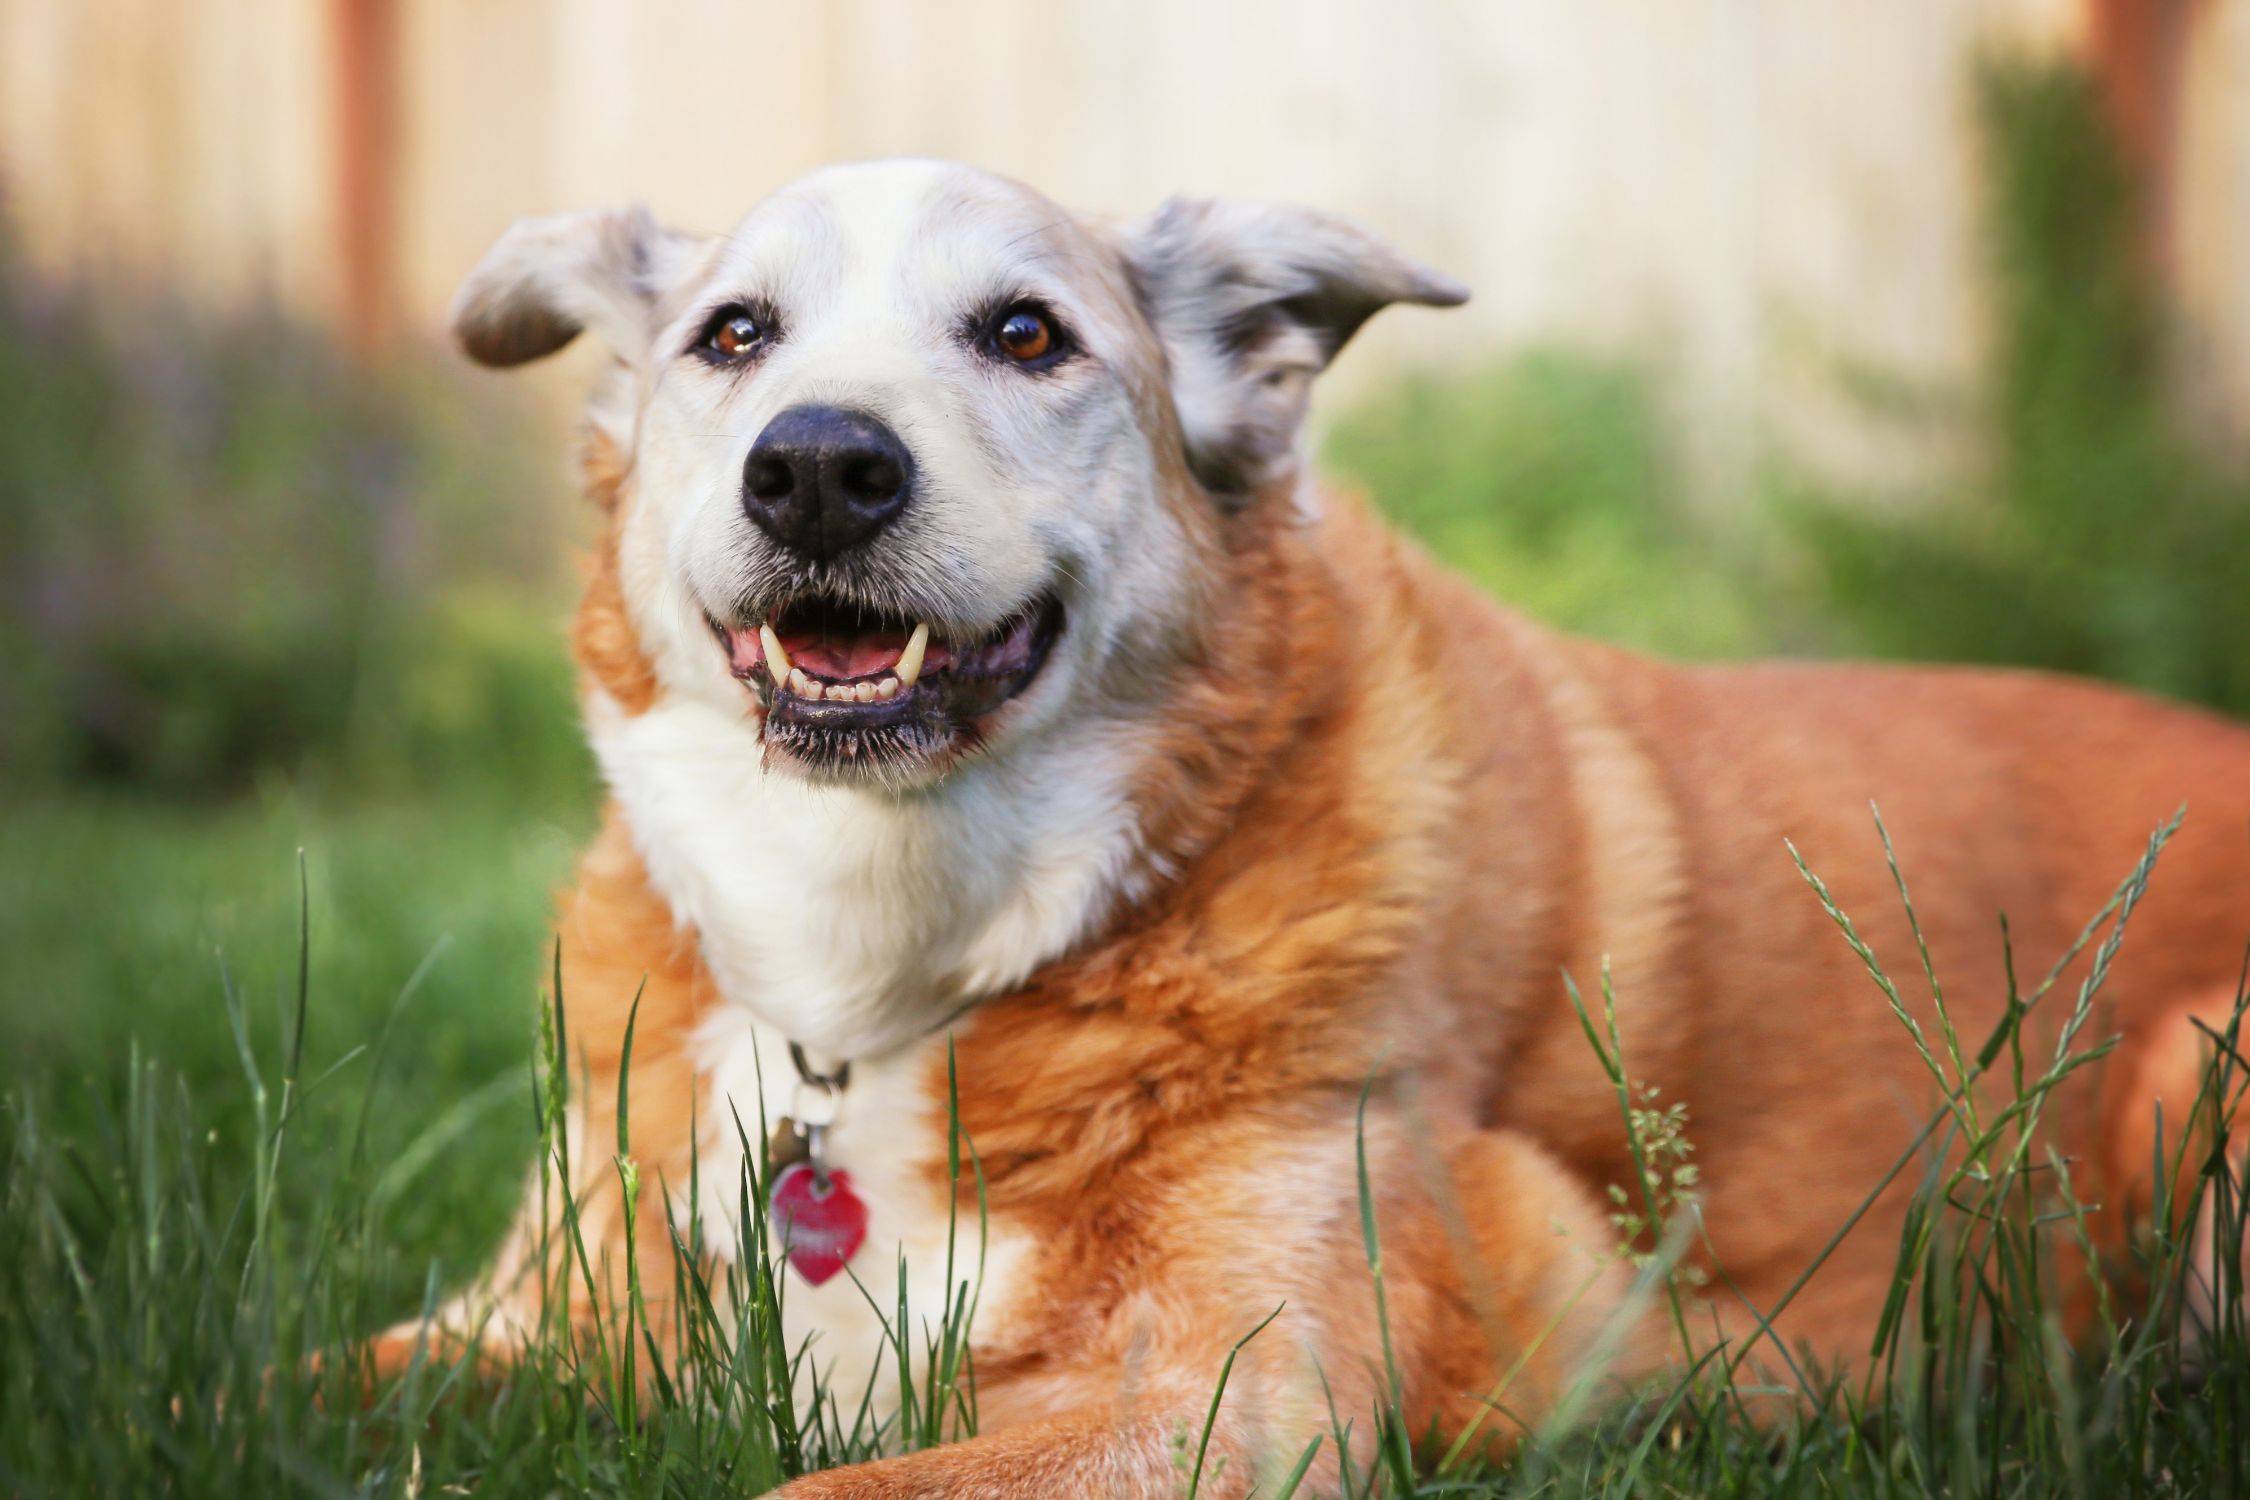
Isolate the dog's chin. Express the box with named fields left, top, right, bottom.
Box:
left=708, top=591, right=1066, bottom=785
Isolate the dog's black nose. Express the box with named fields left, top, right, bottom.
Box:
left=741, top=406, right=914, bottom=561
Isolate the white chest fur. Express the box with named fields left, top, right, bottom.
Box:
left=589, top=691, right=1143, bottom=1059
left=587, top=689, right=1143, bottom=1397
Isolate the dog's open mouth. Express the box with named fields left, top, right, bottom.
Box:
left=709, top=592, right=1065, bottom=773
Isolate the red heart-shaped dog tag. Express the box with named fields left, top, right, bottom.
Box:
left=768, top=1162, right=868, bottom=1286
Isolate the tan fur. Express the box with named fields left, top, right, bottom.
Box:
left=405, top=171, right=2250, bottom=1496
left=573, top=426, right=662, bottom=716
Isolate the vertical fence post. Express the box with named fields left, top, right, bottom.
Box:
left=2085, top=0, right=2195, bottom=277
left=333, top=0, right=399, bottom=354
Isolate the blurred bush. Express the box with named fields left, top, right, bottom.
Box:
left=1337, top=55, right=2250, bottom=727
left=0, top=253, right=591, bottom=805
left=1325, top=353, right=1782, bottom=661
left=1789, top=58, right=2250, bottom=718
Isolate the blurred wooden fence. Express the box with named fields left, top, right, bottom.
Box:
left=3, top=0, right=2244, bottom=490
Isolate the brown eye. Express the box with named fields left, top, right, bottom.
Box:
left=995, top=309, right=1054, bottom=363
left=707, top=311, right=764, bottom=359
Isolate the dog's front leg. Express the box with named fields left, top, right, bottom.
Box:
left=767, top=1124, right=1631, bottom=1498
left=766, top=1406, right=1261, bottom=1500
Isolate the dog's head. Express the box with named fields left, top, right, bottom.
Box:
left=456, top=161, right=1463, bottom=785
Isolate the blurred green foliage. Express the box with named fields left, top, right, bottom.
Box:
left=1335, top=57, right=2250, bottom=727
left=1792, top=59, right=2250, bottom=716
left=0, top=261, right=591, bottom=805
left=1325, top=353, right=1782, bottom=662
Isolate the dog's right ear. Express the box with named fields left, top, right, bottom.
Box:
left=451, top=206, right=706, bottom=368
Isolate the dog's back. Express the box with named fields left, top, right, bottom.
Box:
left=1352, top=495, right=2250, bottom=1359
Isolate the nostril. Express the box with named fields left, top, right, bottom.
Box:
left=840, top=454, right=904, bottom=503
left=746, top=455, right=795, bottom=500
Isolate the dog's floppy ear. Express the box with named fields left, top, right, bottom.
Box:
left=451, top=205, right=706, bottom=369
left=1124, top=197, right=1467, bottom=503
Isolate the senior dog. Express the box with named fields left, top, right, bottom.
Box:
left=400, top=159, right=2250, bottom=1495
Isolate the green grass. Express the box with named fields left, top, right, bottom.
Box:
left=0, top=790, right=587, bottom=1310
left=4, top=788, right=2245, bottom=1497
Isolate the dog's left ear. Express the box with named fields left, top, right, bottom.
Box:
left=1125, top=197, right=1468, bottom=503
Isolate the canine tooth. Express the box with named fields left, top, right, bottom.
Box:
left=789, top=668, right=814, bottom=698
left=758, top=624, right=791, bottom=684
left=895, top=623, right=930, bottom=688
left=853, top=681, right=877, bottom=703
left=875, top=677, right=899, bottom=700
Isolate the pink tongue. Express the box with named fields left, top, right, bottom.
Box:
left=784, top=630, right=908, bottom=680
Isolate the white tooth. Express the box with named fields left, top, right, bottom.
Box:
left=789, top=668, right=814, bottom=698
left=758, top=624, right=791, bottom=685
left=875, top=676, right=899, bottom=700
left=895, top=622, right=930, bottom=688
left=820, top=682, right=844, bottom=701
left=853, top=681, right=877, bottom=703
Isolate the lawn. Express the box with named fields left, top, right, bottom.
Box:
left=0, top=790, right=585, bottom=1311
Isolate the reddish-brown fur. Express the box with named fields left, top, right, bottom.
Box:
left=389, top=404, right=2250, bottom=1496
